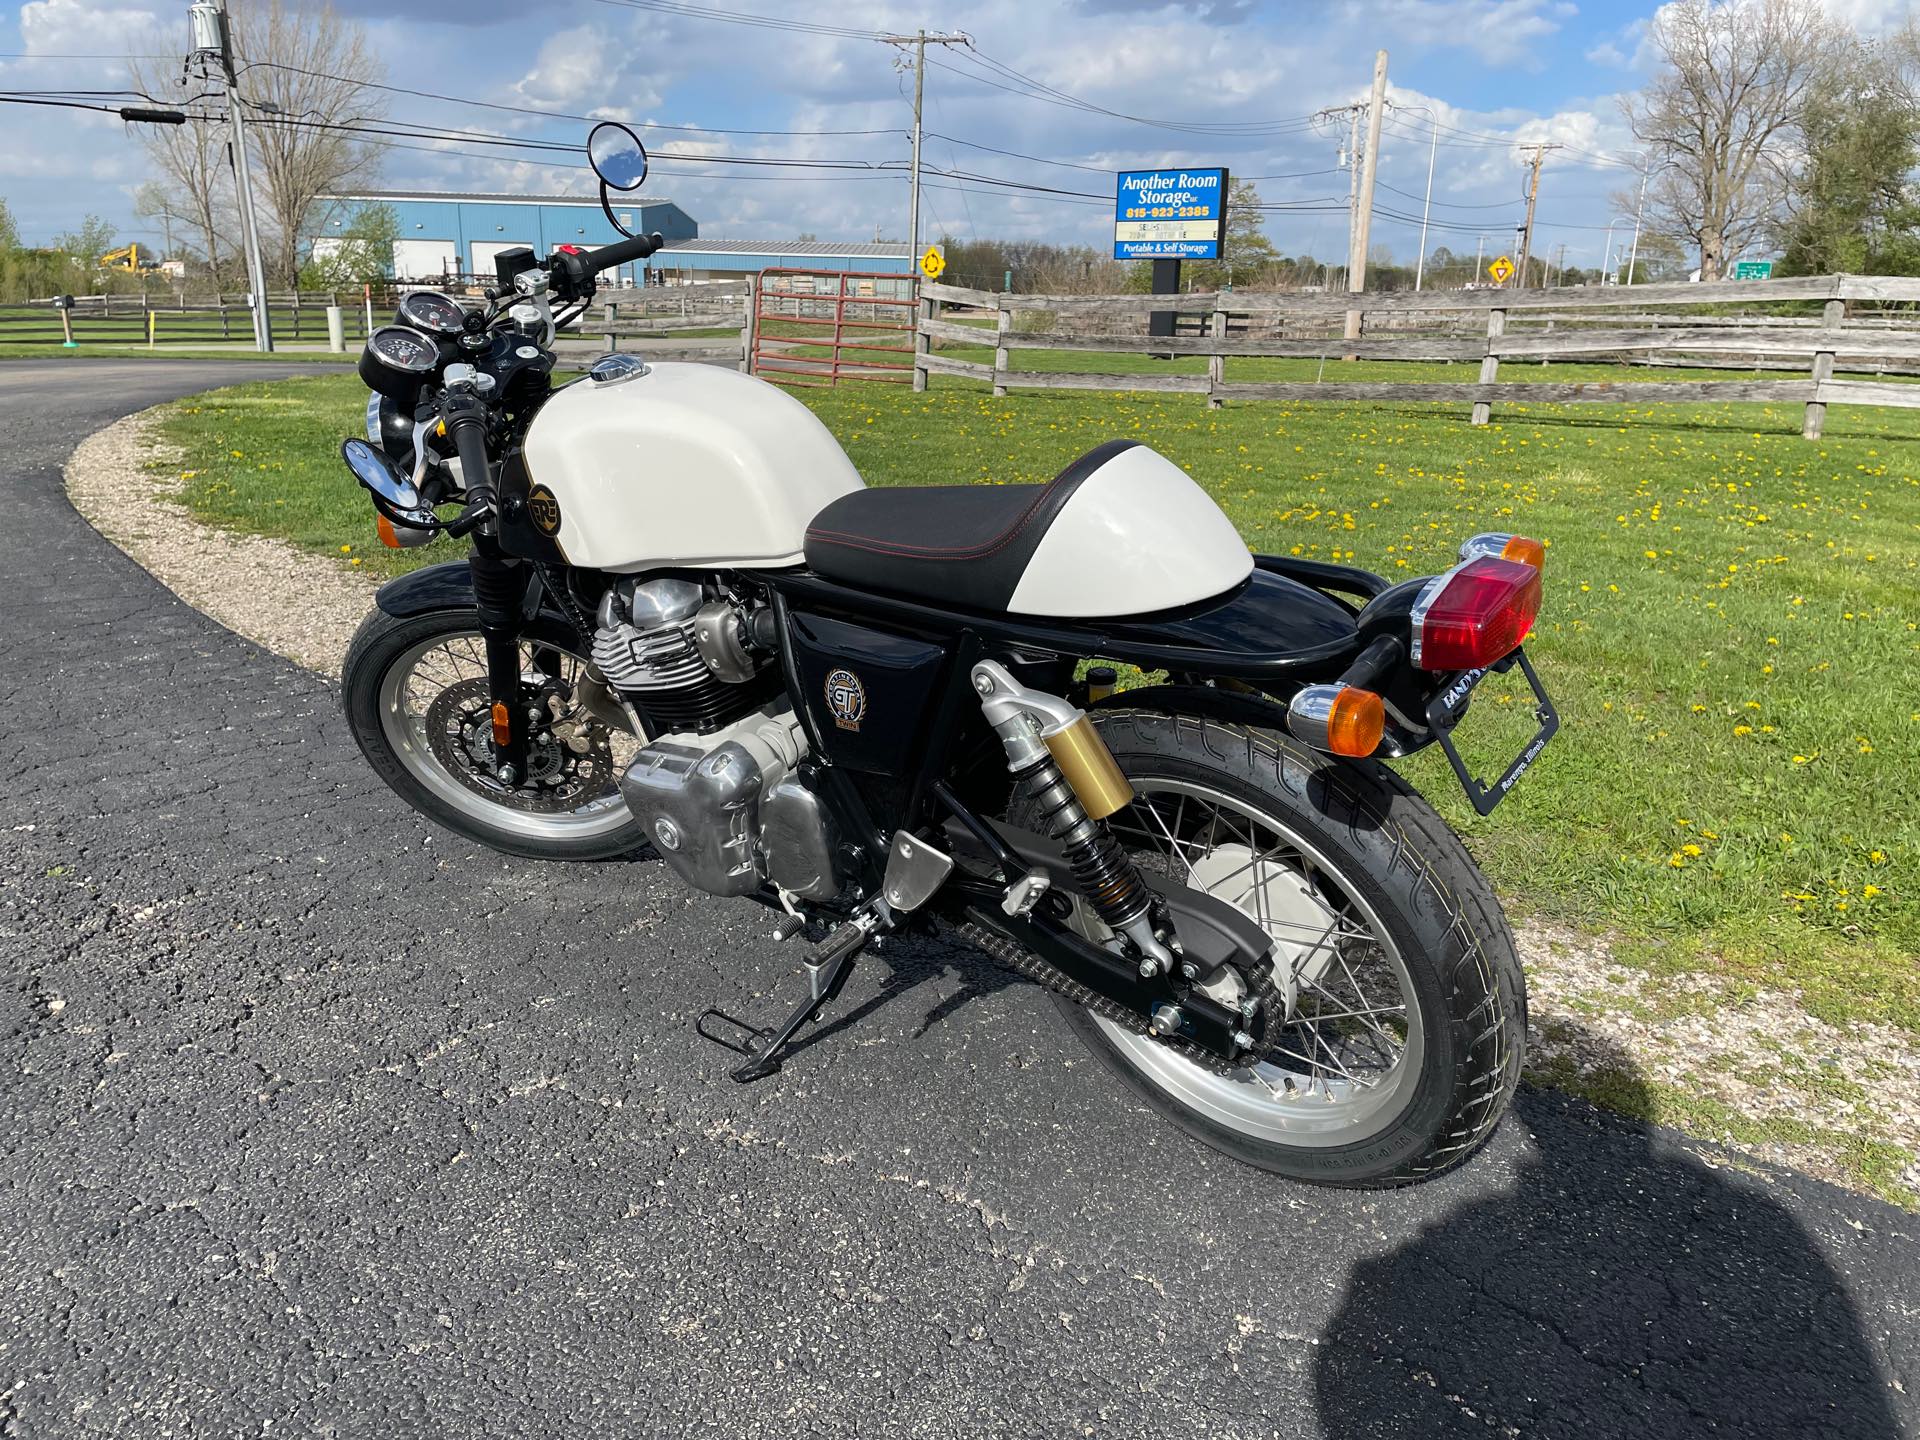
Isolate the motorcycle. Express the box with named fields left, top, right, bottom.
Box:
left=337, top=121, right=1558, bottom=1186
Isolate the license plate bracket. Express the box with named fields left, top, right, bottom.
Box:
left=1424, top=649, right=1558, bottom=816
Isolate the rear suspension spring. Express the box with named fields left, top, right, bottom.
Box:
left=1015, top=756, right=1150, bottom=935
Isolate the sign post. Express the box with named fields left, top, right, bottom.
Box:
left=1114, top=167, right=1227, bottom=341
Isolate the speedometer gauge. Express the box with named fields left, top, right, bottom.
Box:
left=359, top=324, right=443, bottom=400
left=396, top=290, right=466, bottom=336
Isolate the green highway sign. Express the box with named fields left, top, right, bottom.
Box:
left=1733, top=260, right=1773, bottom=280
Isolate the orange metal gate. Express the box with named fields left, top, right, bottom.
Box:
left=749, top=268, right=916, bottom=387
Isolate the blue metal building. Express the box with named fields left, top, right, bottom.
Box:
left=313, top=191, right=914, bottom=287
left=652, top=239, right=913, bottom=281
left=313, top=190, right=698, bottom=284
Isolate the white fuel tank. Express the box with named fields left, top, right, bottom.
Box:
left=523, top=361, right=863, bottom=572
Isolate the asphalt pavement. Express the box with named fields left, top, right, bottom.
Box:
left=1, top=358, right=1914, bottom=1439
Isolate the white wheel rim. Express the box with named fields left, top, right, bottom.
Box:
left=1095, top=778, right=1424, bottom=1147
left=376, top=631, right=637, bottom=843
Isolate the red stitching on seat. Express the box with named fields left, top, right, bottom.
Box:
left=805, top=473, right=1088, bottom=562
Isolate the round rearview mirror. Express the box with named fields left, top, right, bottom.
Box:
left=341, top=437, right=421, bottom=512
left=588, top=121, right=648, bottom=192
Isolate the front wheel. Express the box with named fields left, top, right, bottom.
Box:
left=343, top=606, right=649, bottom=861
left=1028, top=710, right=1526, bottom=1187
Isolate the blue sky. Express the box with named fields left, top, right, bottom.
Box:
left=1, top=0, right=1912, bottom=270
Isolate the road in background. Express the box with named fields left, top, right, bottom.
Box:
left=1, top=359, right=1913, bottom=1439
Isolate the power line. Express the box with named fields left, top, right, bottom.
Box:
left=237, top=58, right=906, bottom=138
left=929, top=50, right=1321, bottom=136
left=582, top=0, right=886, bottom=40
left=1376, top=178, right=1518, bottom=212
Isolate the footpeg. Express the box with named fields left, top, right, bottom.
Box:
left=696, top=915, right=877, bottom=1083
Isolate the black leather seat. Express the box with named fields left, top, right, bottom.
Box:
left=804, top=439, right=1137, bottom=611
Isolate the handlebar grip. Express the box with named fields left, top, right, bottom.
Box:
left=445, top=411, right=493, bottom=509
left=583, top=231, right=665, bottom=275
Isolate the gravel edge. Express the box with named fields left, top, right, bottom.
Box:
left=64, top=404, right=1919, bottom=1206
left=63, top=407, right=380, bottom=678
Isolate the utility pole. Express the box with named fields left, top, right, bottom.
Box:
left=1514, top=143, right=1558, bottom=290
left=1345, top=48, right=1388, bottom=342
left=1626, top=154, right=1651, bottom=285
left=1475, top=234, right=1485, bottom=286
left=189, top=0, right=272, bottom=351
left=1343, top=108, right=1361, bottom=278
left=1415, top=109, right=1436, bottom=290
left=879, top=30, right=969, bottom=268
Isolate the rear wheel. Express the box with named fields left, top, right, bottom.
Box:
left=1024, top=710, right=1525, bottom=1187
left=343, top=607, right=647, bottom=861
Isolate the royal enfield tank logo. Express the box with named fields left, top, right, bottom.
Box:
left=527, top=485, right=562, bottom=537
left=824, top=668, right=866, bottom=731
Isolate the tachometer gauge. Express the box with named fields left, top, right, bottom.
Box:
left=359, top=324, right=443, bottom=401
left=396, top=290, right=466, bottom=336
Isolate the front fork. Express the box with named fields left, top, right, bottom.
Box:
left=470, top=542, right=531, bottom=785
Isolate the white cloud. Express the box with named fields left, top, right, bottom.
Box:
left=511, top=24, right=664, bottom=114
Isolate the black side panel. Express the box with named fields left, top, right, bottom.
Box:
left=785, top=610, right=954, bottom=775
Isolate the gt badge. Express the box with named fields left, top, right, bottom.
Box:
left=527, top=484, right=562, bottom=537
left=824, top=668, right=866, bottom=731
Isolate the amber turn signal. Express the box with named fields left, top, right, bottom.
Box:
left=1286, top=683, right=1385, bottom=758
left=1500, top=534, right=1546, bottom=568
left=376, top=513, right=402, bottom=549
left=1459, top=532, right=1545, bottom=572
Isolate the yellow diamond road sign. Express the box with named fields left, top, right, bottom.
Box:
left=1488, top=255, right=1515, bottom=285
left=920, top=245, right=946, bottom=279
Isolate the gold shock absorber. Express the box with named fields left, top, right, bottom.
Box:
left=1042, top=715, right=1134, bottom=820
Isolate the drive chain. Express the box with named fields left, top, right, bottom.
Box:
left=954, top=918, right=1288, bottom=1079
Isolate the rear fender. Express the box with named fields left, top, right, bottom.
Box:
left=1090, top=682, right=1296, bottom=735
left=1090, top=681, right=1436, bottom=763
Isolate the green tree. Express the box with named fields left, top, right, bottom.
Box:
left=0, top=197, right=18, bottom=252
left=1774, top=44, right=1920, bottom=275
left=302, top=202, right=399, bottom=287
left=49, top=215, right=116, bottom=261
left=1618, top=231, right=1691, bottom=283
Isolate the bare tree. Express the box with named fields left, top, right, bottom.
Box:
left=1621, top=0, right=1842, bottom=280
left=127, top=55, right=236, bottom=282
left=228, top=0, right=386, bottom=287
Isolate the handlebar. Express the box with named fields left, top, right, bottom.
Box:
left=549, top=231, right=665, bottom=301
left=440, top=388, right=495, bottom=537
left=583, top=230, right=666, bottom=275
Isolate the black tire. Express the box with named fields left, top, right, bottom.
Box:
left=342, top=606, right=649, bottom=862
left=1026, top=709, right=1526, bottom=1188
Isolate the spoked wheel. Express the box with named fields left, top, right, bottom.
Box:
left=1024, top=710, right=1525, bottom=1187
left=343, top=607, right=648, bottom=861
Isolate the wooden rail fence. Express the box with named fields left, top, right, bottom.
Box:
left=914, top=273, right=1920, bottom=439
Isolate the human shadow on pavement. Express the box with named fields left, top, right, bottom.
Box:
left=1312, top=1028, right=1902, bottom=1440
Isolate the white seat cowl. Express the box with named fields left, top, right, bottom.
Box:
left=1007, top=444, right=1252, bottom=617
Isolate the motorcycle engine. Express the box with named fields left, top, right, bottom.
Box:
left=591, top=577, right=766, bottom=736
left=597, top=577, right=843, bottom=904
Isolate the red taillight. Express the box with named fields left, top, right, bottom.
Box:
left=1412, top=556, right=1542, bottom=671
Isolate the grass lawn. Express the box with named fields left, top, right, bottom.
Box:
left=151, top=368, right=1918, bottom=1052
left=1, top=344, right=356, bottom=362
